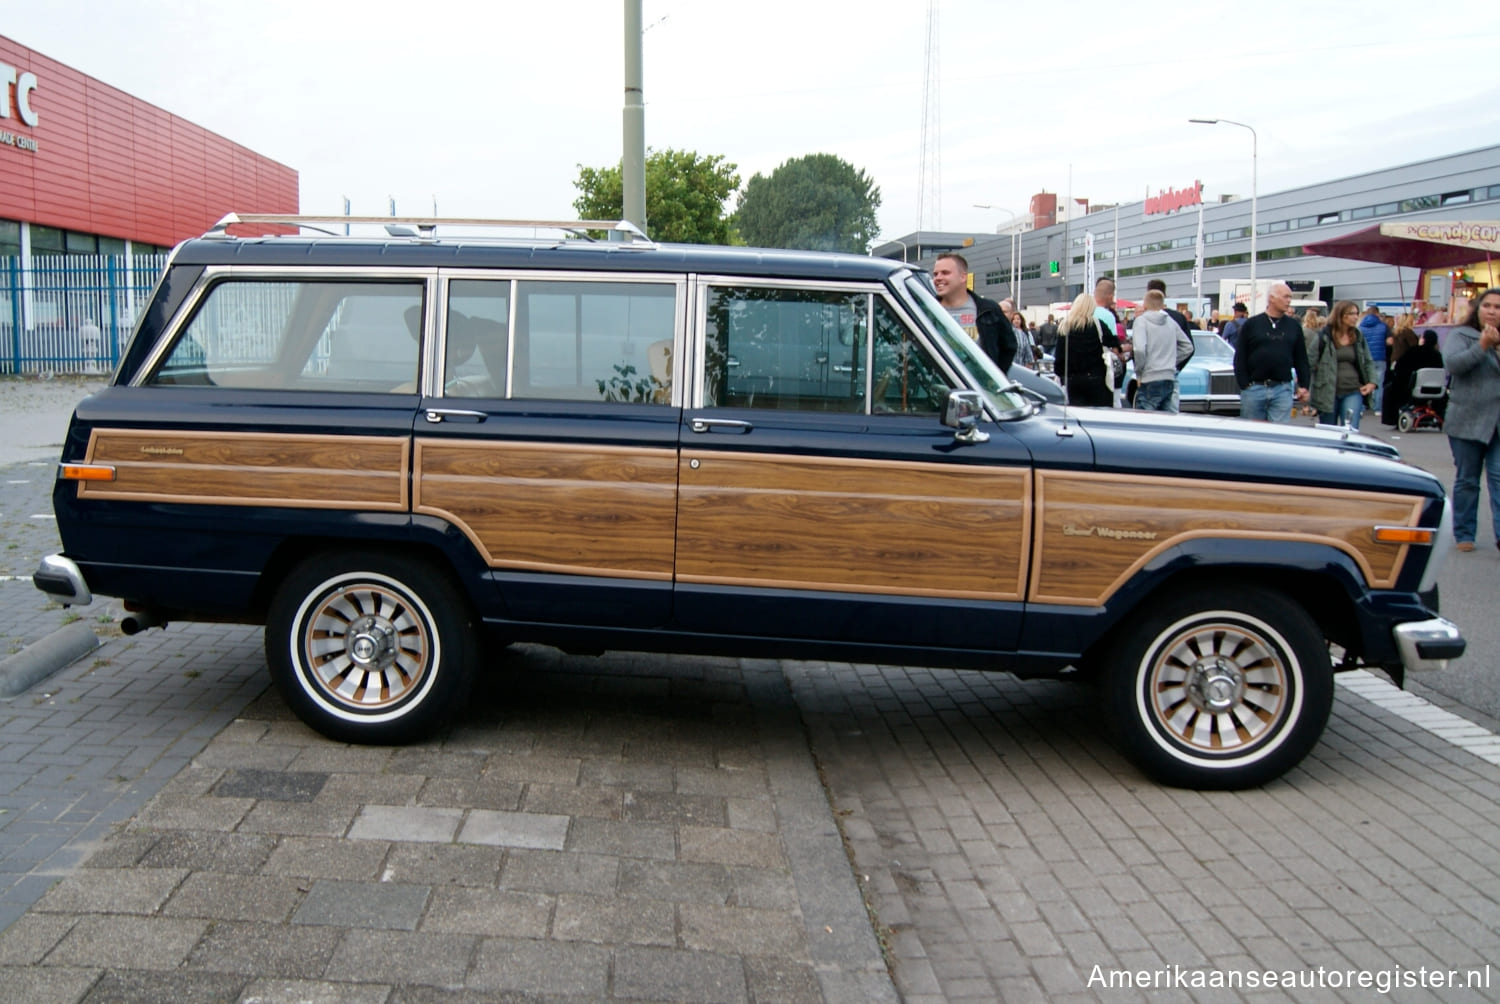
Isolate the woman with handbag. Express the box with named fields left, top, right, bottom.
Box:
left=1056, top=292, right=1119, bottom=407
left=1310, top=300, right=1379, bottom=429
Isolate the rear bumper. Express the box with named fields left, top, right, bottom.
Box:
left=33, top=554, right=93, bottom=607
left=1393, top=617, right=1466, bottom=673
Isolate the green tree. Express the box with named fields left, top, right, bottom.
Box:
left=572, top=148, right=740, bottom=245
left=733, top=154, right=881, bottom=254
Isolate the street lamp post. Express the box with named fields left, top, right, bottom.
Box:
left=973, top=204, right=1020, bottom=306
left=889, top=238, right=909, bottom=263
left=1189, top=117, right=1257, bottom=310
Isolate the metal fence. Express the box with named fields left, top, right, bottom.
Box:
left=2, top=253, right=168, bottom=375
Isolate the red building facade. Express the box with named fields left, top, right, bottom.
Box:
left=0, top=34, right=297, bottom=255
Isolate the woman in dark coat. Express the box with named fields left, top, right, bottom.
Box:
left=1056, top=292, right=1119, bottom=407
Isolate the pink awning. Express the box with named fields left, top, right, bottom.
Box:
left=1302, top=220, right=1500, bottom=269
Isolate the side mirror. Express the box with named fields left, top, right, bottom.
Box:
left=941, top=389, right=990, bottom=444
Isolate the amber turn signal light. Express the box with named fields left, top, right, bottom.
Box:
left=61, top=464, right=116, bottom=482
left=1372, top=526, right=1434, bottom=545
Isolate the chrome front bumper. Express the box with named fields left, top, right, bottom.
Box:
left=33, top=554, right=92, bottom=607
left=1393, top=617, right=1466, bottom=673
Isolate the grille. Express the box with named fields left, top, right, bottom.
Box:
left=1211, top=373, right=1240, bottom=396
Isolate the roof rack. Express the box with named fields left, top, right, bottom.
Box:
left=202, top=213, right=651, bottom=244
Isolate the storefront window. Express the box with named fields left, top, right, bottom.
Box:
left=30, top=225, right=65, bottom=254
left=65, top=231, right=98, bottom=254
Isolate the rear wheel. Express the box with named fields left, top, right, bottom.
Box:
left=1397, top=411, right=1414, bottom=433
left=1105, top=586, right=1332, bottom=789
left=266, top=553, right=477, bottom=744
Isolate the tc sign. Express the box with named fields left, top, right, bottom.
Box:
left=1, top=62, right=39, bottom=128
left=1144, top=181, right=1202, bottom=217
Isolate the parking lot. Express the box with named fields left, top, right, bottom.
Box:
left=1, top=378, right=1497, bottom=1002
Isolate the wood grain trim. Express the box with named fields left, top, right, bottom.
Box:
left=77, top=429, right=408, bottom=510
left=1030, top=470, right=1425, bottom=606
left=414, top=439, right=677, bottom=580
left=676, top=450, right=1031, bottom=600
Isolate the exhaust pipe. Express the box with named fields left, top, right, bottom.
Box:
left=120, top=610, right=167, bottom=635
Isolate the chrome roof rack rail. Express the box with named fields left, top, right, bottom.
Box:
left=202, top=213, right=652, bottom=245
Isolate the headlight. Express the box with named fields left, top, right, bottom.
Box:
left=1179, top=368, right=1209, bottom=394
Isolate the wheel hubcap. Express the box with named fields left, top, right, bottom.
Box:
left=1187, top=657, right=1244, bottom=713
left=1148, top=622, right=1289, bottom=752
left=302, top=582, right=432, bottom=711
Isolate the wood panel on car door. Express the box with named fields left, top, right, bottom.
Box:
left=673, top=411, right=1032, bottom=651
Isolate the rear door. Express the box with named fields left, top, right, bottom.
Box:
left=411, top=270, right=685, bottom=628
left=673, top=278, right=1032, bottom=654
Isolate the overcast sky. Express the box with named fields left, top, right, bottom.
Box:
left=8, top=1, right=1499, bottom=242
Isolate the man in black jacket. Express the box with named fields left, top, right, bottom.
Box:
left=1232, top=282, right=1311, bottom=422
left=932, top=253, right=1017, bottom=371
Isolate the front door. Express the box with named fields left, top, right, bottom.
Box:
left=673, top=280, right=1032, bottom=655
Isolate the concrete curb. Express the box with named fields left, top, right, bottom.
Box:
left=743, top=659, right=900, bottom=1004
left=0, top=621, right=99, bottom=698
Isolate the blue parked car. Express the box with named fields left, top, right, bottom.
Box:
left=1124, top=330, right=1240, bottom=413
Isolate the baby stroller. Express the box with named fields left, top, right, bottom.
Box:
left=1396, top=367, right=1447, bottom=433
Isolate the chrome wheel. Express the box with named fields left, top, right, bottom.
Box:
left=299, top=577, right=434, bottom=713
left=1145, top=620, right=1287, bottom=755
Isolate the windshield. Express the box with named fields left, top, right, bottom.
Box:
left=1191, top=331, right=1234, bottom=361
left=902, top=276, right=1030, bottom=416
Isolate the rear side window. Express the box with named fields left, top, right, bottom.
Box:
left=148, top=280, right=424, bottom=392
left=511, top=280, right=677, bottom=403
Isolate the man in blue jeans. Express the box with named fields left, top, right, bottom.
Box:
left=1132, top=290, right=1194, bottom=412
left=1233, top=282, right=1311, bottom=422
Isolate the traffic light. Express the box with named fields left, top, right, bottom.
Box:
left=1048, top=261, right=1060, bottom=276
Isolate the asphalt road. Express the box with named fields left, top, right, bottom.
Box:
left=1360, top=420, right=1500, bottom=727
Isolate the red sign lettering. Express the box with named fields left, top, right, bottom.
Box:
left=1144, top=181, right=1204, bottom=217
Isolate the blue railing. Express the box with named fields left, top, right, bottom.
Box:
left=1, top=253, right=167, bottom=375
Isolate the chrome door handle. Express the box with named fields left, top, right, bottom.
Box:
left=690, top=418, right=754, bottom=434
left=425, top=408, right=487, bottom=423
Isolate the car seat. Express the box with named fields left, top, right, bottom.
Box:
left=1397, top=367, right=1446, bottom=433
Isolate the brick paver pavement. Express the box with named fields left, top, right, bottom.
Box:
left=787, top=660, right=1500, bottom=1002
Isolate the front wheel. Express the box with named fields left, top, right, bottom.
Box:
left=266, top=553, right=478, bottom=744
left=1397, top=411, right=1414, bottom=433
left=1104, top=586, right=1332, bottom=789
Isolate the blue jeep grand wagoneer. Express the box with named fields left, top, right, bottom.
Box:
left=34, top=214, right=1465, bottom=789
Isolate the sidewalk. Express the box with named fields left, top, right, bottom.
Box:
left=0, top=440, right=893, bottom=1001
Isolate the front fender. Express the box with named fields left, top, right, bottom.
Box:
left=1020, top=537, right=1376, bottom=658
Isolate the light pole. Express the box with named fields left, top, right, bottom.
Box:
left=1189, top=117, right=1256, bottom=310
left=887, top=238, right=909, bottom=263
left=973, top=204, right=1021, bottom=306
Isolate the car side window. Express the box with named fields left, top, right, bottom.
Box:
left=871, top=297, right=953, bottom=415
left=445, top=280, right=510, bottom=397
left=148, top=280, right=424, bottom=392
left=511, top=280, right=676, bottom=403
left=703, top=285, right=867, bottom=411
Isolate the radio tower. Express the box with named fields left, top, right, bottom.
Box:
left=917, top=0, right=941, bottom=235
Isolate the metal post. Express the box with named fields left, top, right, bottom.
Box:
left=106, top=256, right=120, bottom=367
left=622, top=0, right=647, bottom=231
left=1189, top=118, right=1257, bottom=309
left=7, top=257, right=20, bottom=374
left=972, top=204, right=1018, bottom=302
